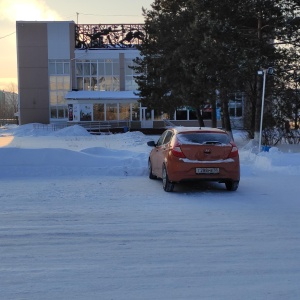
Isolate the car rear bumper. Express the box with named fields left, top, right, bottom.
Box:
left=166, top=158, right=240, bottom=182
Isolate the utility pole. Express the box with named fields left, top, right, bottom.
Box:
left=257, top=67, right=273, bottom=152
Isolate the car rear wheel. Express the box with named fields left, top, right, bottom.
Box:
left=225, top=180, right=239, bottom=191
left=162, top=165, right=174, bottom=192
left=148, top=159, right=157, bottom=179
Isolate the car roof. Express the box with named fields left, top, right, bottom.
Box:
left=171, top=126, right=228, bottom=134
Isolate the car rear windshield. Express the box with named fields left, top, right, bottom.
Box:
left=177, top=132, right=231, bottom=145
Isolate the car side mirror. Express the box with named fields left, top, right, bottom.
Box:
left=147, top=141, right=156, bottom=147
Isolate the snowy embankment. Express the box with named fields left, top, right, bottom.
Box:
left=1, top=123, right=300, bottom=179
left=0, top=125, right=150, bottom=178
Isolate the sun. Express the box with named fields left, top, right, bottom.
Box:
left=15, top=2, right=45, bottom=20
left=0, top=0, right=61, bottom=22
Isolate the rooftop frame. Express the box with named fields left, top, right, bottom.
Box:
left=75, top=24, right=145, bottom=50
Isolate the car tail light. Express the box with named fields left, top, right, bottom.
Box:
left=228, top=142, right=239, bottom=158
left=171, top=141, right=186, bottom=158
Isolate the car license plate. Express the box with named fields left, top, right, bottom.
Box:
left=196, top=167, right=219, bottom=174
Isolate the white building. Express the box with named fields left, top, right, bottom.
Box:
left=17, top=21, right=237, bottom=129
left=16, top=21, right=154, bottom=129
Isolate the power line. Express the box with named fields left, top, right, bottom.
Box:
left=76, top=12, right=139, bottom=23
left=77, top=12, right=138, bottom=17
left=0, top=32, right=16, bottom=40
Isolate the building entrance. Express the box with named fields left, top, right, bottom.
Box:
left=141, top=107, right=153, bottom=128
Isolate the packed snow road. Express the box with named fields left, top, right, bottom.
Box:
left=1, top=125, right=300, bottom=299
left=1, top=173, right=300, bottom=300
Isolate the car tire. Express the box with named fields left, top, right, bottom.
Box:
left=148, top=159, right=157, bottom=179
left=162, top=165, right=174, bottom=192
left=225, top=180, right=239, bottom=191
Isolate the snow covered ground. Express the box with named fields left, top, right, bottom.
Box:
left=1, top=124, right=300, bottom=300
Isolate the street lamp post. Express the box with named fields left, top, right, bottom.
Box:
left=257, top=67, right=273, bottom=152
left=294, top=70, right=300, bottom=129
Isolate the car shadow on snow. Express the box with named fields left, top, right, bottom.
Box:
left=150, top=178, right=231, bottom=194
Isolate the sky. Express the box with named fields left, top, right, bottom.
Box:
left=1, top=124, right=300, bottom=299
left=0, top=0, right=153, bottom=91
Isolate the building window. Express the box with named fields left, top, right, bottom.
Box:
left=76, top=63, right=83, bottom=75
left=57, top=63, right=64, bottom=74
left=80, top=105, right=92, bottom=121
left=125, top=59, right=138, bottom=91
left=228, top=93, right=244, bottom=118
left=131, top=103, right=140, bottom=121
left=189, top=110, right=198, bottom=120
left=49, top=60, right=70, bottom=75
left=119, top=103, right=130, bottom=120
left=76, top=59, right=120, bottom=91
left=84, top=62, right=91, bottom=76
left=49, top=60, right=70, bottom=120
left=49, top=76, right=70, bottom=93
left=51, top=107, right=57, bottom=118
left=229, top=101, right=243, bottom=117
left=77, top=78, right=83, bottom=90
left=176, top=110, right=188, bottom=120
left=93, top=104, right=105, bottom=121
left=106, top=103, right=117, bottom=120
left=50, top=106, right=68, bottom=119
left=58, top=108, right=65, bottom=118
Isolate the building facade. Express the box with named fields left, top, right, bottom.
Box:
left=16, top=21, right=243, bottom=128
left=16, top=21, right=146, bottom=127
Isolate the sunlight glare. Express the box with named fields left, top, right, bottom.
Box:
left=0, top=0, right=62, bottom=22
left=0, top=136, right=14, bottom=147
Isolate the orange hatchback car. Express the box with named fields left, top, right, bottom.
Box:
left=147, top=127, right=240, bottom=192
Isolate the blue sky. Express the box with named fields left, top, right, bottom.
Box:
left=0, top=0, right=153, bottom=90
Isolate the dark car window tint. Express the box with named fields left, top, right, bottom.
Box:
left=156, top=131, right=168, bottom=146
left=163, top=131, right=173, bottom=145
left=177, top=132, right=230, bottom=145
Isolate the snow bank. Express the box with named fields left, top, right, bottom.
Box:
left=1, top=124, right=300, bottom=179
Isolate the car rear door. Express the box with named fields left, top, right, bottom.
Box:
left=151, top=130, right=173, bottom=176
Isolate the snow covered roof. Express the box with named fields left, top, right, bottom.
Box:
left=65, top=90, right=140, bottom=100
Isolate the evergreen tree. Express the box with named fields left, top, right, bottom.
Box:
left=134, top=0, right=300, bottom=138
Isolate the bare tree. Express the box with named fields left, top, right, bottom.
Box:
left=0, top=83, right=18, bottom=125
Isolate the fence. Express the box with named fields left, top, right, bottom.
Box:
left=0, top=118, right=18, bottom=126
left=32, top=120, right=131, bottom=133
